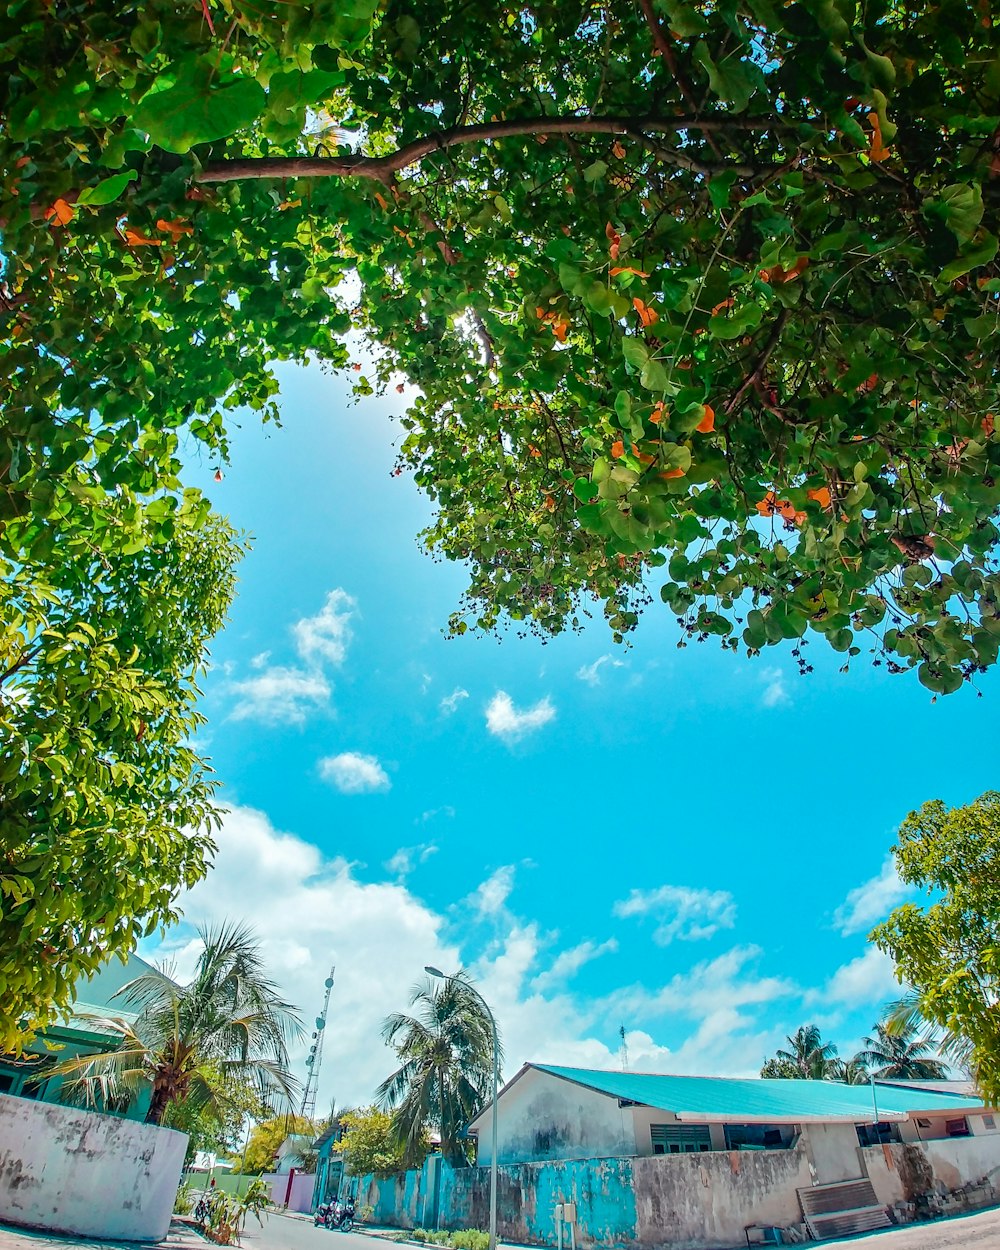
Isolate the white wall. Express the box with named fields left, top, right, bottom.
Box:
left=0, top=1093, right=186, bottom=1241
left=863, top=1133, right=1000, bottom=1207
left=803, top=1123, right=864, bottom=1183
left=478, top=1069, right=635, bottom=1165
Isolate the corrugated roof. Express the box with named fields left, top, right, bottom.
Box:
left=532, top=1064, right=986, bottom=1123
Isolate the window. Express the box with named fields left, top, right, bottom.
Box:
left=724, top=1124, right=792, bottom=1151
left=946, top=1117, right=970, bottom=1138
left=650, top=1124, right=711, bottom=1154
left=983, top=1115, right=996, bottom=1131
left=0, top=1073, right=15, bottom=1094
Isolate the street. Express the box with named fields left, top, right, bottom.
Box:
left=240, top=1215, right=379, bottom=1250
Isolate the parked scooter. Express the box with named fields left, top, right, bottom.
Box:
left=327, top=1198, right=356, bottom=1232
left=314, top=1202, right=334, bottom=1227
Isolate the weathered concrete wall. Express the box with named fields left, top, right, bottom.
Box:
left=476, top=1068, right=635, bottom=1166
left=863, top=1134, right=1000, bottom=1207
left=356, top=1145, right=818, bottom=1248
left=631, top=1146, right=812, bottom=1249
left=802, top=1122, right=863, bottom=1183
left=0, top=1093, right=186, bottom=1241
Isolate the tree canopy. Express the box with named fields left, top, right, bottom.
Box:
left=4, top=0, right=1000, bottom=695
left=338, top=1106, right=412, bottom=1179
left=0, top=507, right=242, bottom=1050
left=873, top=791, right=1000, bottom=1101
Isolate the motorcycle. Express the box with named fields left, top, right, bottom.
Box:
left=314, top=1202, right=334, bottom=1227
left=327, top=1198, right=356, bottom=1232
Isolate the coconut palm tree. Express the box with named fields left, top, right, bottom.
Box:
left=377, top=971, right=500, bottom=1167
left=50, top=921, right=302, bottom=1125
left=857, top=1019, right=949, bottom=1081
left=830, top=1057, right=870, bottom=1086
left=772, top=1025, right=839, bottom=1079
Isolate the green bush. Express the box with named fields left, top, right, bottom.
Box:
left=451, top=1232, right=489, bottom=1250
left=412, top=1231, right=430, bottom=1243
left=173, top=1183, right=195, bottom=1216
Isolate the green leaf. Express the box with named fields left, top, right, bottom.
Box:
left=133, top=63, right=267, bottom=154
left=76, top=171, right=137, bottom=206
left=940, top=233, right=999, bottom=283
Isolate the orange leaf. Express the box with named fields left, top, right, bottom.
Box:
left=660, top=467, right=685, bottom=480
left=984, top=414, right=995, bottom=437
left=856, top=372, right=879, bottom=394
left=611, top=440, right=625, bottom=459
left=156, top=217, right=193, bottom=242
left=696, top=404, right=715, bottom=434
left=551, top=315, right=570, bottom=342
left=807, top=486, right=832, bottom=508
left=636, top=451, right=657, bottom=465
left=214, top=469, right=223, bottom=482
left=710, top=298, right=735, bottom=316
left=610, top=266, right=650, bottom=278
left=778, top=500, right=798, bottom=521
left=650, top=402, right=665, bottom=425
left=605, top=221, right=619, bottom=242
left=759, top=257, right=809, bottom=285
left=543, top=495, right=556, bottom=511
left=374, top=192, right=389, bottom=211
left=867, top=112, right=891, bottom=162
left=612, top=140, right=626, bottom=159
left=535, top=306, right=547, bottom=320
left=528, top=444, right=542, bottom=458
left=633, top=297, right=659, bottom=327
left=278, top=198, right=301, bottom=211
left=44, top=198, right=74, bottom=226
left=610, top=240, right=621, bottom=261
left=124, top=228, right=162, bottom=246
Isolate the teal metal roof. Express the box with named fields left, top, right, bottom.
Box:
left=534, top=1065, right=986, bottom=1122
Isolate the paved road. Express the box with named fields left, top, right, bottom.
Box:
left=240, top=1214, right=377, bottom=1250
left=805, top=1206, right=1000, bottom=1248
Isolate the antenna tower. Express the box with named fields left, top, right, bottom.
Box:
left=301, top=966, right=335, bottom=1122
left=619, top=1023, right=630, bottom=1072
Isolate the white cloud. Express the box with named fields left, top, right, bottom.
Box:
left=834, top=856, right=912, bottom=936
left=440, top=688, right=469, bottom=715
left=418, top=806, right=455, bottom=824
left=147, top=810, right=805, bottom=1106
left=385, top=843, right=438, bottom=877
left=613, top=884, right=737, bottom=945
left=810, top=947, right=900, bottom=1007
left=226, top=589, right=356, bottom=725
left=145, top=806, right=460, bottom=1107
left=532, top=938, right=619, bottom=993
left=485, top=691, right=555, bottom=741
left=319, top=752, right=391, bottom=794
left=468, top=865, right=516, bottom=919
left=760, top=667, right=790, bottom=708
left=292, top=589, right=355, bottom=667
left=575, top=656, right=623, bottom=687
left=228, top=666, right=331, bottom=725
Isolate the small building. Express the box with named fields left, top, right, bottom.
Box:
left=467, top=1063, right=994, bottom=1170
left=312, top=1122, right=345, bottom=1208
left=0, top=952, right=158, bottom=1119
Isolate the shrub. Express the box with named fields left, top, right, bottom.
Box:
left=451, top=1232, right=489, bottom=1250
left=174, top=1183, right=195, bottom=1216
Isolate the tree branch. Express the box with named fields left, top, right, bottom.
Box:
left=724, top=308, right=791, bottom=416
left=196, top=114, right=783, bottom=184
left=637, top=0, right=726, bottom=160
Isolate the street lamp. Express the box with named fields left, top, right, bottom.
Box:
left=425, top=966, right=500, bottom=1250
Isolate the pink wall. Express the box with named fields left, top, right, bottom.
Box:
left=262, top=1170, right=316, bottom=1213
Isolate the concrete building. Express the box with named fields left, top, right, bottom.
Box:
left=347, top=1064, right=1000, bottom=1247
left=466, top=1064, right=995, bottom=1169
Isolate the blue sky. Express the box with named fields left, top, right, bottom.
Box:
left=149, top=358, right=999, bottom=1111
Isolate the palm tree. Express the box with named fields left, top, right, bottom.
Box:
left=377, top=971, right=500, bottom=1167
left=772, top=1025, right=839, bottom=1079
left=830, top=1057, right=870, bottom=1085
left=884, top=990, right=974, bottom=1079
left=857, top=1019, right=949, bottom=1081
left=50, top=921, right=302, bottom=1125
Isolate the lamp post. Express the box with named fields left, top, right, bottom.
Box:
left=425, top=966, right=499, bottom=1250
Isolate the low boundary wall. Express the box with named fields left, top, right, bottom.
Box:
left=0, top=1093, right=187, bottom=1242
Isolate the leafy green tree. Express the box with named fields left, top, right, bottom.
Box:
left=0, top=508, right=243, bottom=1050
left=4, top=1, right=1000, bottom=691
left=378, top=971, right=498, bottom=1167
left=240, top=1114, right=320, bottom=1176
left=338, top=1106, right=411, bottom=1179
left=50, top=922, right=302, bottom=1125
left=762, top=1025, right=838, bottom=1079
left=856, top=1020, right=948, bottom=1082
left=873, top=792, right=1000, bottom=1100
left=165, top=1070, right=273, bottom=1166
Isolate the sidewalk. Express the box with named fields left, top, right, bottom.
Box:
left=0, top=1219, right=207, bottom=1250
